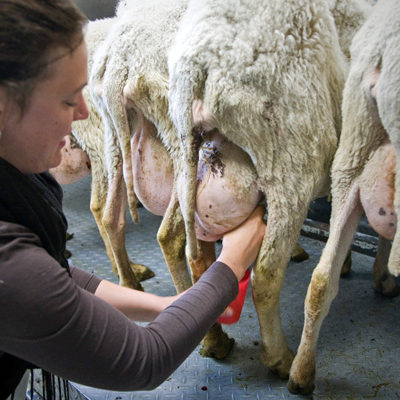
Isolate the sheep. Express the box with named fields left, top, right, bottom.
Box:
left=288, top=0, right=400, bottom=393
left=166, top=0, right=372, bottom=379
left=84, top=0, right=197, bottom=295
left=89, top=0, right=182, bottom=228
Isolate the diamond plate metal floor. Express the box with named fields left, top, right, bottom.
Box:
left=62, top=176, right=400, bottom=400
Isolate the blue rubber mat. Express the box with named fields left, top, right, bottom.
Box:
left=62, top=176, right=400, bottom=400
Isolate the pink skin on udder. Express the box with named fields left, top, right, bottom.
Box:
left=49, top=134, right=91, bottom=184
left=359, top=141, right=397, bottom=240
left=131, top=117, right=174, bottom=216
left=193, top=136, right=261, bottom=241
left=132, top=116, right=261, bottom=239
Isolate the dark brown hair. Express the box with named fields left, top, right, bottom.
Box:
left=0, top=0, right=87, bottom=111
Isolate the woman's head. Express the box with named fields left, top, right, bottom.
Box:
left=0, top=0, right=87, bottom=112
left=0, top=0, right=89, bottom=174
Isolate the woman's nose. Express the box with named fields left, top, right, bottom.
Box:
left=74, top=93, right=89, bottom=121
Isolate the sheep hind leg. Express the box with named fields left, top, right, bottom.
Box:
left=102, top=165, right=149, bottom=290
left=373, top=235, right=400, bottom=297
left=252, top=230, right=296, bottom=379
left=288, top=185, right=363, bottom=394
left=90, top=163, right=153, bottom=285
left=157, top=189, right=192, bottom=293
left=189, top=240, right=235, bottom=359
left=340, top=250, right=352, bottom=276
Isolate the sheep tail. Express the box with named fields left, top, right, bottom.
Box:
left=168, top=73, right=204, bottom=260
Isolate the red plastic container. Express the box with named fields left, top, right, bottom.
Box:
left=217, top=268, right=251, bottom=325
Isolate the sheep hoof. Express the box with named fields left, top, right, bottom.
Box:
left=374, top=275, right=400, bottom=298
left=261, top=347, right=294, bottom=379
left=290, top=242, right=309, bottom=263
left=199, top=323, right=235, bottom=359
left=130, top=262, right=155, bottom=282
left=340, top=252, right=352, bottom=276
left=287, top=377, right=315, bottom=395
left=120, top=278, right=144, bottom=291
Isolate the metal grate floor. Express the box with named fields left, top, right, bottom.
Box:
left=62, top=176, right=400, bottom=400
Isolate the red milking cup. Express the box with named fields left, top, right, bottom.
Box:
left=217, top=268, right=251, bottom=324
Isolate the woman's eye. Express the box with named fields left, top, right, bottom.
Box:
left=65, top=101, right=77, bottom=107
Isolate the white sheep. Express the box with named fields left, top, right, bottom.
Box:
left=288, top=0, right=400, bottom=393
left=167, top=0, right=359, bottom=379
left=85, top=0, right=198, bottom=295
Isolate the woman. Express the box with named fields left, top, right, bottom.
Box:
left=0, top=0, right=266, bottom=398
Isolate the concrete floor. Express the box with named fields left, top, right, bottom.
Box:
left=59, top=176, right=400, bottom=400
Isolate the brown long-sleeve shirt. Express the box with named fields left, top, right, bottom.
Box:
left=0, top=221, right=238, bottom=391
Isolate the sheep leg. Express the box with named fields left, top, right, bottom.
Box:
left=157, top=189, right=192, bottom=293
left=187, top=240, right=235, bottom=359
left=373, top=235, right=400, bottom=296
left=289, top=57, right=397, bottom=394
left=89, top=162, right=117, bottom=278
left=90, top=159, right=154, bottom=286
left=251, top=197, right=307, bottom=379
left=288, top=184, right=363, bottom=395
left=340, top=250, right=352, bottom=276
left=101, top=163, right=144, bottom=290
left=188, top=240, right=215, bottom=283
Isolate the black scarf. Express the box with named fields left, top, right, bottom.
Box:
left=0, top=157, right=70, bottom=399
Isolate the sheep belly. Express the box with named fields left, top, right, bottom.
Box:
left=359, top=141, right=397, bottom=240
left=193, top=137, right=262, bottom=242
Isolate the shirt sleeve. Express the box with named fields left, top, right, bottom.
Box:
left=0, top=221, right=238, bottom=391
left=69, top=265, right=102, bottom=293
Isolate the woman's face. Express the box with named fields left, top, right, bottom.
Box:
left=0, top=41, right=89, bottom=174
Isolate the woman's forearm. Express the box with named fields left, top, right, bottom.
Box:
left=95, top=279, right=184, bottom=321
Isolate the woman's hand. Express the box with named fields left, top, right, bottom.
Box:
left=217, top=205, right=266, bottom=281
